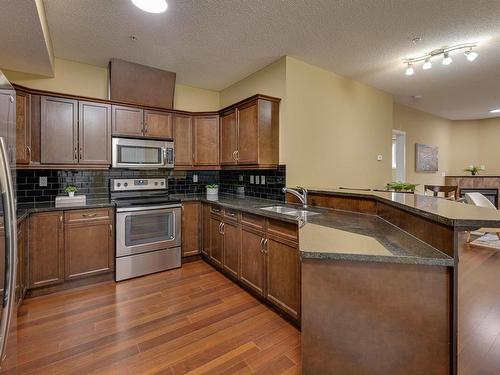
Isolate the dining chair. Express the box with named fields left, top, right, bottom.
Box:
left=424, top=185, right=459, bottom=200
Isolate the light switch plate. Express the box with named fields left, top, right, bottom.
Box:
left=255, top=176, right=260, bottom=185
left=193, top=174, right=198, bottom=183
left=39, top=176, right=48, bottom=187
left=377, top=155, right=383, bottom=161
left=250, top=175, right=254, bottom=184
left=261, top=176, right=266, bottom=185
left=239, top=175, right=244, bottom=182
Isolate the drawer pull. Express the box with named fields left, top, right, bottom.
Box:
left=82, top=213, right=98, bottom=218
left=212, top=208, right=221, bottom=213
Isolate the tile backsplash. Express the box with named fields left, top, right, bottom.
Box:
left=16, top=166, right=286, bottom=204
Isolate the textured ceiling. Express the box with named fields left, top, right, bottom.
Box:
left=13, top=1, right=500, bottom=119
left=0, top=0, right=54, bottom=76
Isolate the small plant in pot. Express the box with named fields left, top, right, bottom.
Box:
left=385, top=182, right=418, bottom=193
left=65, top=185, right=78, bottom=197
left=206, top=184, right=219, bottom=196
left=464, top=165, right=484, bottom=176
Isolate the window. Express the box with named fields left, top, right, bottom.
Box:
left=392, top=138, right=397, bottom=169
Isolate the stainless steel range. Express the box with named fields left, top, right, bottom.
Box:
left=111, top=178, right=181, bottom=281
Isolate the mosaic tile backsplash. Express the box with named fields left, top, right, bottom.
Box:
left=16, top=166, right=286, bottom=204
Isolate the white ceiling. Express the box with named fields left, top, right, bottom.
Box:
left=0, top=1, right=54, bottom=76
left=7, top=0, right=500, bottom=120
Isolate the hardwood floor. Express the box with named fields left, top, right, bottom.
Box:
left=4, top=243, right=500, bottom=375
left=459, top=243, right=500, bottom=375
left=4, top=261, right=300, bottom=374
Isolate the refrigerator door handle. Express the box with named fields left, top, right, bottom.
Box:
left=0, top=136, right=16, bottom=361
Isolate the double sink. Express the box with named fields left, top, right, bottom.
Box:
left=260, top=205, right=320, bottom=219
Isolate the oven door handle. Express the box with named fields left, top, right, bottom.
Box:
left=116, top=204, right=181, bottom=213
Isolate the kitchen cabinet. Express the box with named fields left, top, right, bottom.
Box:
left=201, top=203, right=211, bottom=256
left=16, top=218, right=28, bottom=304
left=112, top=105, right=143, bottom=137
left=265, top=234, right=300, bottom=320
left=222, top=220, right=240, bottom=278
left=29, top=211, right=65, bottom=288
left=220, top=96, right=280, bottom=167
left=240, top=226, right=266, bottom=297
left=41, top=96, right=78, bottom=164
left=193, top=115, right=219, bottom=166
left=181, top=202, right=201, bottom=257
left=209, top=216, right=224, bottom=268
left=41, top=96, right=111, bottom=165
left=16, top=92, right=31, bottom=164
left=78, top=101, right=111, bottom=164
left=144, top=109, right=172, bottom=138
left=64, top=208, right=114, bottom=280
left=173, top=114, right=193, bottom=166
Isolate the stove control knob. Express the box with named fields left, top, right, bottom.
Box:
left=154, top=181, right=158, bottom=186
left=124, top=182, right=128, bottom=187
left=161, top=181, right=165, bottom=186
left=116, top=182, right=121, bottom=187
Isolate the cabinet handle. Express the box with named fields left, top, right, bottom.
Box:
left=227, top=211, right=236, bottom=217
left=260, top=238, right=265, bottom=253
left=235, top=150, right=239, bottom=161
left=82, top=213, right=97, bottom=218
left=221, top=222, right=225, bottom=235
left=26, top=146, right=31, bottom=160
left=218, top=222, right=223, bottom=234
left=212, top=208, right=221, bottom=213
left=59, top=215, right=63, bottom=223
left=79, top=147, right=83, bottom=161
left=74, top=147, right=78, bottom=160
left=232, top=150, right=237, bottom=161
left=109, top=224, right=113, bottom=237
left=264, top=238, right=268, bottom=254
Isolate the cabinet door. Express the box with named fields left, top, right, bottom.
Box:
left=240, top=227, right=266, bottom=297
left=16, top=92, right=31, bottom=164
left=266, top=235, right=300, bottom=320
left=65, top=219, right=114, bottom=280
left=29, top=212, right=64, bottom=288
left=201, top=203, right=211, bottom=256
left=181, top=202, right=201, bottom=257
left=112, top=105, right=143, bottom=136
left=209, top=216, right=223, bottom=268
left=220, top=111, right=237, bottom=165
left=144, top=110, right=172, bottom=139
left=16, top=222, right=25, bottom=304
left=222, top=221, right=241, bottom=279
left=41, top=96, right=78, bottom=164
left=237, top=102, right=259, bottom=164
left=79, top=101, right=111, bottom=164
left=173, top=114, right=193, bottom=166
left=193, top=115, right=219, bottom=165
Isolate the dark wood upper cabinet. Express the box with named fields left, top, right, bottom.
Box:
left=220, top=111, right=237, bottom=165
left=64, top=208, right=114, bottom=280
left=240, top=227, right=266, bottom=297
left=144, top=110, right=172, bottom=139
left=265, top=235, right=300, bottom=320
left=112, top=105, right=143, bottom=137
left=29, top=211, right=65, bottom=288
left=193, top=115, right=219, bottom=166
left=220, top=97, right=280, bottom=167
left=16, top=92, right=31, bottom=164
left=173, top=114, right=193, bottom=166
left=41, top=96, right=78, bottom=164
left=181, top=202, right=201, bottom=257
left=78, top=101, right=111, bottom=164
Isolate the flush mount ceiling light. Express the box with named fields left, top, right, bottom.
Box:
left=131, top=0, right=168, bottom=13
left=490, top=108, right=500, bottom=113
left=403, top=42, right=478, bottom=75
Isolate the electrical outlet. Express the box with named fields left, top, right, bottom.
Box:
left=261, top=175, right=266, bottom=185
left=250, top=175, right=254, bottom=184
left=255, top=176, right=260, bottom=185
left=193, top=174, right=198, bottom=183
left=39, top=176, right=48, bottom=187
left=238, top=175, right=244, bottom=182
left=377, top=155, right=383, bottom=161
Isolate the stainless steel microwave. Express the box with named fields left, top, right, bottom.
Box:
left=112, top=137, right=174, bottom=169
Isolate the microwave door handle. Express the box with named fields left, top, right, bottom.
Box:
left=162, top=147, right=167, bottom=165
left=0, top=137, right=16, bottom=362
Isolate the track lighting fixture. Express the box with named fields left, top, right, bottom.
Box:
left=403, top=42, right=478, bottom=75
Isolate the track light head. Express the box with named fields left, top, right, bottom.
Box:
left=405, top=63, right=414, bottom=76
left=422, top=58, right=432, bottom=70
left=442, top=53, right=453, bottom=65
left=465, top=49, right=478, bottom=62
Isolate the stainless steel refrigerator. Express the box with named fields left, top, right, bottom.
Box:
left=0, top=70, right=17, bottom=369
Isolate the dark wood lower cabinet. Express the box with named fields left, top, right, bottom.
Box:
left=201, top=203, right=211, bottom=256
left=29, top=211, right=65, bottom=288
left=64, top=209, right=114, bottom=280
left=209, top=216, right=223, bottom=267
left=181, top=202, right=201, bottom=257
left=16, top=218, right=29, bottom=304
left=240, top=227, right=266, bottom=297
left=222, top=221, right=240, bottom=278
left=265, top=235, right=301, bottom=320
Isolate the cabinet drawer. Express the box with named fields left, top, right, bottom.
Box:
left=210, top=204, right=223, bottom=216
left=223, top=208, right=239, bottom=222
left=241, top=212, right=265, bottom=230
left=267, top=219, right=298, bottom=241
left=65, top=208, right=112, bottom=222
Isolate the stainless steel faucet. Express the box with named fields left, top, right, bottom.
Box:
left=282, top=186, right=308, bottom=208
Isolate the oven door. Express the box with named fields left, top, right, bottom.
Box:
left=116, top=205, right=181, bottom=257
left=112, top=138, right=173, bottom=169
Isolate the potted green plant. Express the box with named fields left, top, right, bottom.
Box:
left=64, top=185, right=78, bottom=197
left=206, top=184, right=219, bottom=196
left=465, top=165, right=484, bottom=176
left=385, top=182, right=418, bottom=193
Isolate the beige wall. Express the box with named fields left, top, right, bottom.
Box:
left=284, top=57, right=393, bottom=188
left=393, top=103, right=452, bottom=192
left=4, top=58, right=220, bottom=111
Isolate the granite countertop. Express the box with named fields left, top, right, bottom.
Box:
left=17, top=198, right=114, bottom=222
left=304, top=187, right=500, bottom=228
left=172, top=193, right=453, bottom=267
